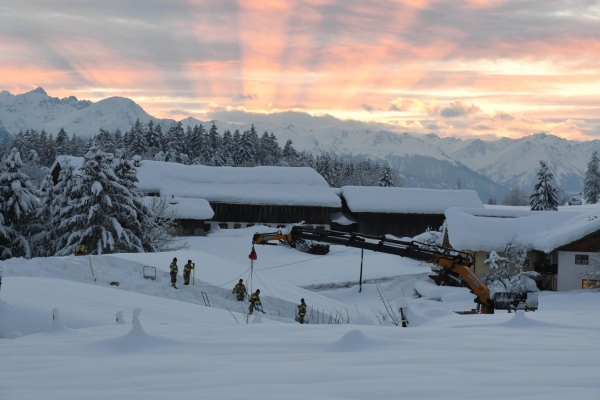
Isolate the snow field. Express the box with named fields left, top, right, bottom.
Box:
left=1, top=227, right=600, bottom=399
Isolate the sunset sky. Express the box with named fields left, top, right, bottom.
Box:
left=2, top=0, right=600, bottom=140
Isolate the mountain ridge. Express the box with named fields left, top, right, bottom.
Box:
left=1, top=88, right=596, bottom=200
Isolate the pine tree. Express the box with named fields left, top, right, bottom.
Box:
left=529, top=160, right=559, bottom=211
left=50, top=162, right=77, bottom=254
left=55, top=128, right=69, bottom=155
left=112, top=154, right=157, bottom=252
left=378, top=165, right=395, bottom=187
left=584, top=150, right=600, bottom=204
left=189, top=124, right=205, bottom=161
left=0, top=148, right=39, bottom=258
left=129, top=119, right=149, bottom=157
left=282, top=139, right=297, bottom=166
left=31, top=173, right=56, bottom=257
left=235, top=131, right=255, bottom=166
left=54, top=144, right=145, bottom=255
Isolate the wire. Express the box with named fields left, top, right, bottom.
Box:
left=252, top=270, right=276, bottom=299
left=255, top=248, right=354, bottom=271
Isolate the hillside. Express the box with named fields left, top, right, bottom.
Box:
left=1, top=227, right=599, bottom=399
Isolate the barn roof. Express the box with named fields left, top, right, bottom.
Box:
left=52, top=157, right=341, bottom=208
left=340, top=186, right=484, bottom=214
left=445, top=207, right=600, bottom=253
left=143, top=196, right=214, bottom=220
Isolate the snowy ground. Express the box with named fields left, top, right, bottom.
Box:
left=1, top=227, right=600, bottom=399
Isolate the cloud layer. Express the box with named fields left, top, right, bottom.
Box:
left=1, top=0, right=600, bottom=139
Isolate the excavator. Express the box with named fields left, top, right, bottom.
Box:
left=252, top=226, right=536, bottom=314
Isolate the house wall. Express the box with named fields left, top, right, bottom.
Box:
left=351, top=212, right=445, bottom=237
left=557, top=251, right=598, bottom=291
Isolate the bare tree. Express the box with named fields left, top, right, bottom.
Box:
left=483, top=235, right=539, bottom=293
left=144, top=197, right=188, bottom=252
left=501, top=184, right=529, bottom=206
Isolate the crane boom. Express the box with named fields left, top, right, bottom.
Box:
left=252, top=226, right=496, bottom=314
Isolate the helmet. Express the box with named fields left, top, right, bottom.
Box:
left=256, top=289, right=260, bottom=293
left=173, top=257, right=177, bottom=262
left=301, top=298, right=305, bottom=302
left=188, top=260, right=192, bottom=263
left=239, top=279, right=243, bottom=283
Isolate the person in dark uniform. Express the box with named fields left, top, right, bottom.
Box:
left=232, top=279, right=247, bottom=301
left=170, top=258, right=178, bottom=289
left=183, top=260, right=194, bottom=285
left=248, top=289, right=261, bottom=315
left=297, top=298, right=307, bottom=324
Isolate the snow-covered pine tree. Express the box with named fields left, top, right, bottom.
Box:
left=30, top=173, right=56, bottom=257
left=378, top=165, right=395, bottom=187
left=189, top=124, right=205, bottom=162
left=207, top=121, right=220, bottom=154
left=281, top=139, right=297, bottom=166
left=54, top=144, right=145, bottom=256
left=584, top=150, right=600, bottom=204
left=55, top=128, right=70, bottom=155
left=235, top=131, right=256, bottom=166
left=129, top=119, right=149, bottom=158
left=0, top=148, right=39, bottom=258
left=112, top=154, right=158, bottom=252
left=529, top=160, right=559, bottom=211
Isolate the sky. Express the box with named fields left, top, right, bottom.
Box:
left=2, top=228, right=600, bottom=399
left=2, top=0, right=600, bottom=140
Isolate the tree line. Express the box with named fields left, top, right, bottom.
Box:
left=2, top=120, right=400, bottom=189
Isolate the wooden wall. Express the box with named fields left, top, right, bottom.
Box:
left=352, top=212, right=445, bottom=237
left=209, top=203, right=340, bottom=225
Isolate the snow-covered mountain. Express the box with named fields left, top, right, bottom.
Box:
left=0, top=87, right=174, bottom=136
left=2, top=88, right=596, bottom=200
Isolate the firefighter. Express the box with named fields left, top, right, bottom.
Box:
left=169, top=258, right=178, bottom=289
left=297, top=298, right=307, bottom=324
left=183, top=260, right=194, bottom=285
left=75, top=243, right=88, bottom=256
left=232, top=279, right=247, bottom=301
left=248, top=289, right=261, bottom=315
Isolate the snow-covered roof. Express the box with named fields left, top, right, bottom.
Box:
left=340, top=186, right=484, bottom=214
left=52, top=157, right=341, bottom=208
left=143, top=196, right=214, bottom=220
left=136, top=160, right=341, bottom=207
left=51, top=155, right=84, bottom=173
left=445, top=207, right=600, bottom=253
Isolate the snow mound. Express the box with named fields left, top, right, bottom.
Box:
left=116, top=311, right=126, bottom=325
left=500, top=310, right=546, bottom=328
left=5, top=331, right=23, bottom=339
left=403, top=307, right=433, bottom=327
left=331, top=329, right=373, bottom=352
left=250, top=313, right=263, bottom=324
left=91, top=308, right=179, bottom=353
left=47, top=308, right=70, bottom=334
left=441, top=291, right=476, bottom=302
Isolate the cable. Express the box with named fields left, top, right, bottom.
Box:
left=193, top=267, right=251, bottom=288
left=252, top=271, right=276, bottom=299
left=255, top=248, right=353, bottom=271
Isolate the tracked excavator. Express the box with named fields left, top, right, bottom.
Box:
left=252, top=226, right=534, bottom=314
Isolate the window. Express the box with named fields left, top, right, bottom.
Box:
left=582, top=280, right=599, bottom=289
left=575, top=254, right=589, bottom=265
left=233, top=223, right=241, bottom=229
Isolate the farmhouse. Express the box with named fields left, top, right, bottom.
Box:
left=51, top=157, right=341, bottom=234
left=135, top=160, right=341, bottom=232
left=339, top=186, right=484, bottom=237
left=443, top=207, right=600, bottom=291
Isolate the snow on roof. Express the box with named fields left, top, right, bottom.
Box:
left=340, top=186, right=484, bottom=214
left=143, top=196, right=214, bottom=220
left=52, top=157, right=341, bottom=207
left=445, top=207, right=600, bottom=253
left=136, top=160, right=341, bottom=207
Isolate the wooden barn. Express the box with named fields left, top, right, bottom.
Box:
left=443, top=206, right=600, bottom=291
left=339, top=186, right=484, bottom=237
left=135, top=160, right=342, bottom=231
